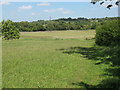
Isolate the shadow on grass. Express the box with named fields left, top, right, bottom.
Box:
left=72, top=78, right=120, bottom=89
left=58, top=46, right=120, bottom=89
left=58, top=46, right=120, bottom=66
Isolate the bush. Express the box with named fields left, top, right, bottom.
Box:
left=2, top=20, right=20, bottom=40
left=95, top=20, right=120, bottom=46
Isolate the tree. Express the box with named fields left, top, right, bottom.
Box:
left=2, top=20, right=20, bottom=40
left=91, top=0, right=120, bottom=9
left=95, top=20, right=120, bottom=46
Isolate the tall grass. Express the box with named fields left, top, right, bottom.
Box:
left=2, top=30, right=118, bottom=88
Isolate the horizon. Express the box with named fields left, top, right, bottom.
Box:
left=9, top=16, right=118, bottom=22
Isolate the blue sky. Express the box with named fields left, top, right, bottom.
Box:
left=1, top=2, right=118, bottom=22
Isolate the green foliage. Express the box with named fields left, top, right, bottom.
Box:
left=2, top=20, right=20, bottom=40
left=95, top=20, right=120, bottom=46
left=0, top=22, right=2, bottom=37
left=13, top=17, right=118, bottom=32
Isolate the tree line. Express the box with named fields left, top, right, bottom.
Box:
left=13, top=17, right=118, bottom=32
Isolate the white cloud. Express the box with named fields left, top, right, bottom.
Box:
left=44, top=10, right=50, bottom=12
left=31, top=12, right=41, bottom=16
left=19, top=5, right=32, bottom=10
left=37, top=3, right=50, bottom=6
left=31, top=12, right=36, bottom=16
left=44, top=9, right=57, bottom=13
left=58, top=8, right=64, bottom=11
left=44, top=8, right=73, bottom=14
left=62, top=11, right=72, bottom=14
left=0, top=1, right=10, bottom=5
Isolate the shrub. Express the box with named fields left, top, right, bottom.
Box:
left=2, top=20, right=20, bottom=40
left=95, top=20, right=120, bottom=46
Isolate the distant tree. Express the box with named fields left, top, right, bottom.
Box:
left=13, top=17, right=118, bottom=31
left=2, top=20, right=20, bottom=40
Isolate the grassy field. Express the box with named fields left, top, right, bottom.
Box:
left=2, top=30, right=114, bottom=88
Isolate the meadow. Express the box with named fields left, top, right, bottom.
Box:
left=2, top=30, right=117, bottom=88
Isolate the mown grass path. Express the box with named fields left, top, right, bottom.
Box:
left=2, top=30, right=111, bottom=88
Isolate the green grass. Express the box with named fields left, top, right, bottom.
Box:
left=2, top=30, right=116, bottom=88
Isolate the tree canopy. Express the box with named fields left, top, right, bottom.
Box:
left=2, top=20, right=20, bottom=40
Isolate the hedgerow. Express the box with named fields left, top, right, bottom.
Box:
left=95, top=20, right=120, bottom=46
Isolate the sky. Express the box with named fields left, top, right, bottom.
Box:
left=1, top=1, right=118, bottom=22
